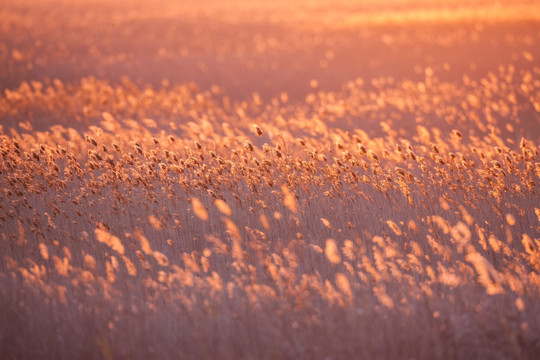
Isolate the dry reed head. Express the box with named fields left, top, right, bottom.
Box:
left=325, top=239, right=341, bottom=264
left=215, top=199, right=232, bottom=216
left=191, top=197, right=209, bottom=221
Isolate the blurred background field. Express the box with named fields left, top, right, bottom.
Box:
left=2, top=0, right=540, bottom=102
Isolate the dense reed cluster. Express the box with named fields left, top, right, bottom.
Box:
left=0, top=64, right=539, bottom=359
left=1, top=0, right=540, bottom=358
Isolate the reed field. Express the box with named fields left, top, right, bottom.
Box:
left=0, top=0, right=539, bottom=359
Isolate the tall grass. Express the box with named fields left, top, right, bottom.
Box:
left=1, top=65, right=538, bottom=359
left=1, top=0, right=540, bottom=358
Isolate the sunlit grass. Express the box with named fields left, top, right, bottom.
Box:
left=0, top=1, right=539, bottom=359
left=1, top=65, right=538, bottom=358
